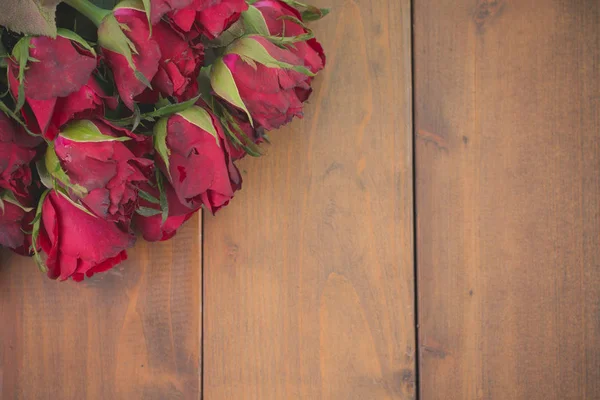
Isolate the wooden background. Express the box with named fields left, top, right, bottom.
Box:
left=1, top=0, right=599, bottom=399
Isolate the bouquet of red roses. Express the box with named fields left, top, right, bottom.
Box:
left=0, top=0, right=327, bottom=281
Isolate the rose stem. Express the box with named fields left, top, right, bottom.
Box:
left=63, top=0, right=111, bottom=27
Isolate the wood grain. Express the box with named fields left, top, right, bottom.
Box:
left=202, top=0, right=415, bottom=398
left=0, top=216, right=201, bottom=400
left=414, top=1, right=600, bottom=399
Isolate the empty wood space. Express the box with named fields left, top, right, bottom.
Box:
left=414, top=0, right=600, bottom=399
left=1, top=0, right=599, bottom=399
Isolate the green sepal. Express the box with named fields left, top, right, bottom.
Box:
left=153, top=117, right=171, bottom=175
left=31, top=189, right=49, bottom=273
left=11, top=37, right=32, bottom=113
left=44, top=144, right=88, bottom=198
left=140, top=0, right=153, bottom=34
left=177, top=106, right=219, bottom=146
left=264, top=15, right=315, bottom=46
left=36, top=159, right=54, bottom=189
left=57, top=28, right=96, bottom=56
left=155, top=169, right=169, bottom=225
left=110, top=95, right=200, bottom=126
left=115, top=0, right=146, bottom=11
left=135, top=206, right=161, bottom=217
left=60, top=120, right=130, bottom=143
left=55, top=187, right=97, bottom=218
left=98, top=13, right=150, bottom=88
left=138, top=188, right=160, bottom=204
left=241, top=6, right=270, bottom=36
left=301, top=6, right=330, bottom=21
left=226, top=35, right=315, bottom=77
left=0, top=190, right=34, bottom=212
left=210, top=58, right=253, bottom=126
left=225, top=114, right=262, bottom=157
left=205, top=19, right=245, bottom=49
left=278, top=0, right=330, bottom=21
left=0, top=101, right=38, bottom=137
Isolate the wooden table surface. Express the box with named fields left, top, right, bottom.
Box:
left=1, top=0, right=599, bottom=399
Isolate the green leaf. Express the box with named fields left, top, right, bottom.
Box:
left=210, top=58, right=253, bottom=125
left=226, top=35, right=315, bottom=77
left=155, top=169, right=169, bottom=225
left=242, top=6, right=270, bottom=36
left=136, top=206, right=161, bottom=217
left=177, top=106, right=219, bottom=145
left=153, top=117, right=171, bottom=174
left=60, top=120, right=131, bottom=142
left=0, top=0, right=61, bottom=37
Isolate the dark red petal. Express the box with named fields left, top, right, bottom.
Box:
left=25, top=36, right=96, bottom=100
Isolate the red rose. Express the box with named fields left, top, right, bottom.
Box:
left=52, top=120, right=152, bottom=227
left=211, top=36, right=314, bottom=130
left=133, top=179, right=198, bottom=242
left=253, top=0, right=326, bottom=73
left=38, top=190, right=135, bottom=281
left=155, top=105, right=242, bottom=213
left=0, top=113, right=41, bottom=198
left=137, top=20, right=204, bottom=103
left=0, top=193, right=34, bottom=255
left=100, top=7, right=203, bottom=108
left=169, top=0, right=248, bottom=40
left=8, top=31, right=101, bottom=140
left=100, top=8, right=160, bottom=110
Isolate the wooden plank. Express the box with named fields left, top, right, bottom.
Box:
left=414, top=1, right=600, bottom=399
left=0, top=215, right=201, bottom=399
left=202, top=0, right=415, bottom=398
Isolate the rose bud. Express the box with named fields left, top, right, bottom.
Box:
left=38, top=190, right=135, bottom=281
left=0, top=112, right=42, bottom=198
left=0, top=191, right=35, bottom=255
left=154, top=105, right=242, bottom=213
left=49, top=120, right=152, bottom=228
left=251, top=0, right=326, bottom=73
left=7, top=30, right=101, bottom=140
left=133, top=178, right=198, bottom=242
left=210, top=35, right=315, bottom=130
left=169, top=0, right=248, bottom=40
